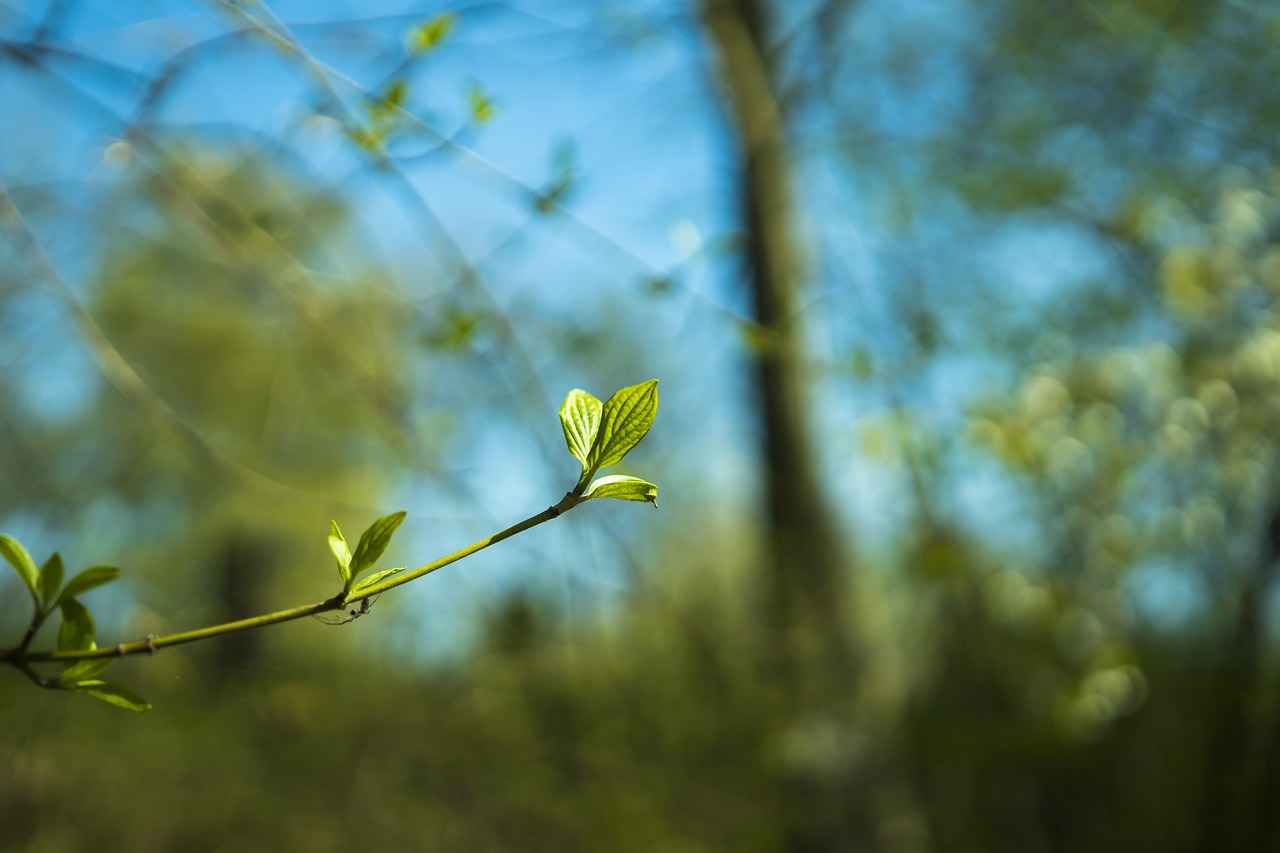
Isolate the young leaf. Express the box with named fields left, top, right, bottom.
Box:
left=38, top=552, right=64, bottom=611
left=0, top=534, right=39, bottom=605
left=584, top=475, right=659, bottom=506
left=350, top=567, right=405, bottom=597
left=586, top=380, right=659, bottom=471
left=560, top=388, right=602, bottom=467
left=58, top=598, right=96, bottom=652
left=65, top=680, right=151, bottom=713
left=55, top=565, right=121, bottom=608
left=349, top=511, right=408, bottom=581
left=329, top=520, right=352, bottom=584
left=60, top=658, right=112, bottom=682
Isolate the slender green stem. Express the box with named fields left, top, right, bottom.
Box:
left=347, top=492, right=580, bottom=601
left=3, top=493, right=581, bottom=665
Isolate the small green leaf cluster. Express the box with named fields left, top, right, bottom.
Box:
left=560, top=379, right=660, bottom=506
left=329, top=511, right=407, bottom=601
left=1, top=534, right=148, bottom=712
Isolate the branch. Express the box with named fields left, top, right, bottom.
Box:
left=3, top=492, right=579, bottom=665
left=0, top=380, right=658, bottom=711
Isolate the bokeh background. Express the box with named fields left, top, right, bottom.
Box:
left=3, top=0, right=1280, bottom=850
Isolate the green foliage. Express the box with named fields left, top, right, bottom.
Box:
left=55, top=566, right=122, bottom=611
left=348, top=566, right=405, bottom=598
left=349, top=511, right=407, bottom=582
left=2, top=384, right=659, bottom=713
left=562, top=380, right=660, bottom=505
left=328, top=520, right=353, bottom=583
left=583, top=474, right=659, bottom=505
left=51, top=595, right=148, bottom=710
left=588, top=380, right=659, bottom=471
left=0, top=535, right=137, bottom=709
left=559, top=388, right=602, bottom=466
left=331, top=511, right=407, bottom=597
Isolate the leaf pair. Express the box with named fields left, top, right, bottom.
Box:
left=560, top=380, right=659, bottom=505
left=0, top=534, right=148, bottom=712
left=329, top=511, right=407, bottom=598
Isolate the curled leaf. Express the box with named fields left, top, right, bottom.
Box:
left=329, top=520, right=352, bottom=584
left=585, top=475, right=658, bottom=506
left=560, top=388, right=602, bottom=467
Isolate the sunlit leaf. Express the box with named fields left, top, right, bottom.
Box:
left=55, top=566, right=120, bottom=608
left=65, top=680, right=151, bottom=713
left=560, top=388, right=602, bottom=467
left=349, top=511, right=407, bottom=581
left=38, top=552, right=64, bottom=611
left=586, top=380, right=659, bottom=471
left=0, top=534, right=39, bottom=605
left=58, top=598, right=95, bottom=652
left=584, top=475, right=658, bottom=506
left=60, top=658, right=112, bottom=682
left=329, top=520, right=352, bottom=584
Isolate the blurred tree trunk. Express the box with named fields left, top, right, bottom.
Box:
left=702, top=4, right=862, bottom=849
left=701, top=0, right=850, bottom=666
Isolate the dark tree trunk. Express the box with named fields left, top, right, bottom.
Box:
left=701, top=0, right=850, bottom=666
left=701, top=3, right=862, bottom=849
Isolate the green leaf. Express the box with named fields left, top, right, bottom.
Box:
left=58, top=598, right=96, bottom=652
left=38, top=552, right=64, bottom=611
left=60, top=658, right=112, bottom=682
left=585, top=475, right=659, bottom=506
left=65, top=680, right=151, bottom=713
left=350, top=567, right=405, bottom=597
left=586, top=380, right=659, bottom=472
left=55, top=565, right=120, bottom=608
left=560, top=388, right=602, bottom=467
left=329, top=520, right=352, bottom=584
left=0, top=534, right=39, bottom=605
left=410, top=12, right=455, bottom=52
left=349, top=511, right=408, bottom=581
